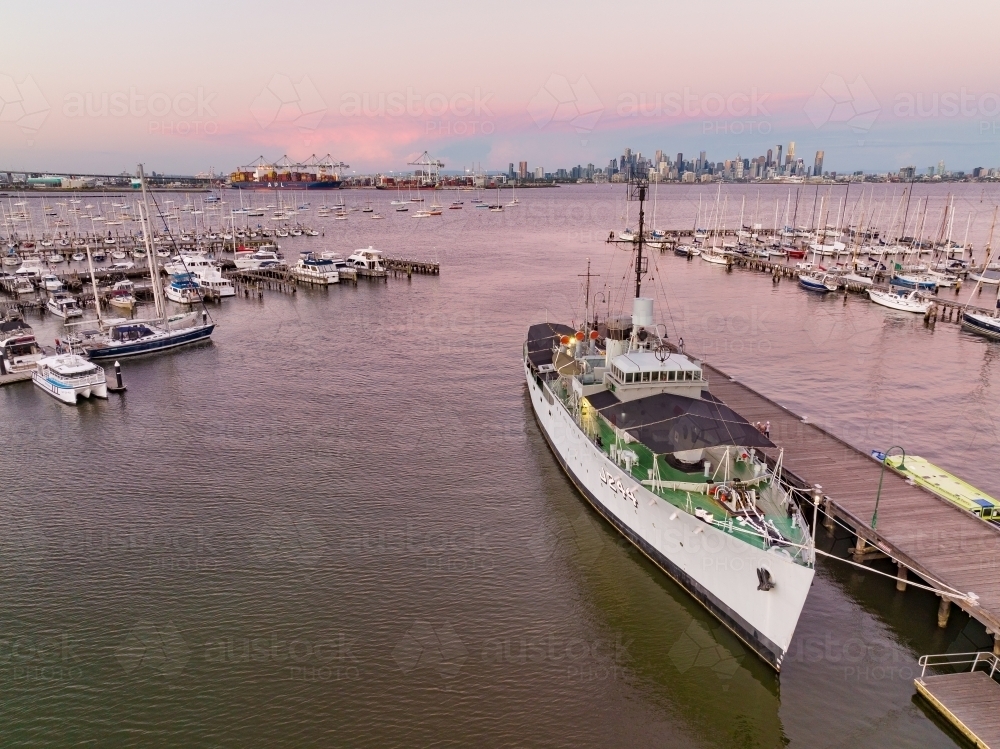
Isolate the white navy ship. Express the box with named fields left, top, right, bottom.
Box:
left=523, top=182, right=815, bottom=670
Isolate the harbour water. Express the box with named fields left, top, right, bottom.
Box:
left=3, top=184, right=1000, bottom=746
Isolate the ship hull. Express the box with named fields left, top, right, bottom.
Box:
left=86, top=324, right=215, bottom=360
left=229, top=181, right=342, bottom=190
left=525, top=361, right=813, bottom=671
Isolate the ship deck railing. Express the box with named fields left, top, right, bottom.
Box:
left=549, top=378, right=811, bottom=560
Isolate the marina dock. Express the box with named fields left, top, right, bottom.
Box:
left=702, top=361, right=1000, bottom=650
left=915, top=653, right=1000, bottom=747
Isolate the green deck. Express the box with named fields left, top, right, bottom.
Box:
left=554, top=381, right=809, bottom=558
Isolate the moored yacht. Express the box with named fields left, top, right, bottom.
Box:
left=0, top=317, right=45, bottom=373
left=46, top=292, right=84, bottom=319
left=32, top=354, right=108, bottom=404
left=164, top=273, right=203, bottom=304
left=346, top=246, right=386, bottom=272
left=867, top=288, right=931, bottom=313
left=234, top=246, right=283, bottom=270
left=289, top=253, right=339, bottom=285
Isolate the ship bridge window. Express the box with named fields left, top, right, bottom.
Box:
left=652, top=371, right=659, bottom=381
left=626, top=372, right=634, bottom=383
left=684, top=371, right=693, bottom=381
left=642, top=371, right=650, bottom=382
left=668, top=371, right=676, bottom=381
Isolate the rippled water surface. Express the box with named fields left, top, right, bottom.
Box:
left=4, top=184, right=1000, bottom=746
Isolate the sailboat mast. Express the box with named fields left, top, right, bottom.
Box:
left=137, top=164, right=166, bottom=324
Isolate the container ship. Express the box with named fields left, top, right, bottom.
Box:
left=229, top=155, right=346, bottom=190
left=524, top=180, right=815, bottom=671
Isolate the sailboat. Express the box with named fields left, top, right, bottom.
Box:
left=489, top=185, right=504, bottom=211
left=961, top=207, right=1000, bottom=339
left=523, top=177, right=815, bottom=671
left=506, top=182, right=519, bottom=207
left=70, top=165, right=215, bottom=360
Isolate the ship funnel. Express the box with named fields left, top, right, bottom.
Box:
left=632, top=297, right=654, bottom=328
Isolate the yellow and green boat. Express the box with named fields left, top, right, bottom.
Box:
left=871, top=451, right=1000, bottom=521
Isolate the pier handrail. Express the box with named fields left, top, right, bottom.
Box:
left=917, top=651, right=1000, bottom=680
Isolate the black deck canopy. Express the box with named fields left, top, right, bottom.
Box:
left=525, top=322, right=576, bottom=368
left=591, top=390, right=773, bottom=454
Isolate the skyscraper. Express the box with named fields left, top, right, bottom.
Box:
left=676, top=153, right=684, bottom=174
left=814, top=151, right=824, bottom=176
left=787, top=141, right=795, bottom=160
left=508, top=163, right=515, bottom=179
left=775, top=145, right=782, bottom=172
left=518, top=161, right=528, bottom=179
left=766, top=148, right=772, bottom=167
left=655, top=149, right=663, bottom=165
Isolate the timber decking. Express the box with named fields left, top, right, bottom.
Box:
left=916, top=671, right=1000, bottom=747
left=702, top=362, right=1000, bottom=636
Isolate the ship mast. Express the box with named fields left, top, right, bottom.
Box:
left=629, top=169, right=649, bottom=298
left=606, top=168, right=650, bottom=300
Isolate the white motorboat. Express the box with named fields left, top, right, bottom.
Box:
left=346, top=246, right=386, bottom=272
left=192, top=266, right=235, bottom=297
left=46, top=293, right=84, bottom=319
left=108, top=280, right=136, bottom=312
left=867, top=288, right=931, bottom=313
left=13, top=277, right=35, bottom=296
left=164, top=273, right=203, bottom=304
left=32, top=354, right=108, bottom=404
left=41, top=273, right=63, bottom=292
left=798, top=273, right=840, bottom=292
left=15, top=258, right=45, bottom=279
left=234, top=247, right=283, bottom=270
left=289, top=253, right=339, bottom=285
left=0, top=320, right=44, bottom=373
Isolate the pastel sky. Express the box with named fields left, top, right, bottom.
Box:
left=1, top=0, right=998, bottom=176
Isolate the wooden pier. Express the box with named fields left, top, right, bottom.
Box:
left=915, top=653, right=1000, bottom=747
left=701, top=361, right=1000, bottom=650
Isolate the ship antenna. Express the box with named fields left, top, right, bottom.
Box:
left=632, top=173, right=647, bottom=298
left=605, top=166, right=649, bottom=300
left=578, top=258, right=600, bottom=329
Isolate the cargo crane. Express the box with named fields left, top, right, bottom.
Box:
left=407, top=151, right=444, bottom=187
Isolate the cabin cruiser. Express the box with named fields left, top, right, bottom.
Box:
left=0, top=317, right=45, bottom=374
left=15, top=257, right=45, bottom=279
left=108, top=280, right=136, bottom=312
left=46, top=293, right=84, bottom=319
left=234, top=246, right=283, bottom=270
left=289, top=253, right=339, bottom=285
left=164, top=273, right=203, bottom=304
left=346, top=246, right=386, bottom=272
left=163, top=253, right=234, bottom=297
left=41, top=273, right=63, bottom=292
left=32, top=354, right=107, bottom=404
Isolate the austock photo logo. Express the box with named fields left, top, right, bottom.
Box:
left=527, top=74, right=604, bottom=138
left=804, top=73, right=881, bottom=134
left=115, top=621, right=190, bottom=678
left=392, top=620, right=468, bottom=678
left=0, top=73, right=49, bottom=144
left=251, top=74, right=326, bottom=131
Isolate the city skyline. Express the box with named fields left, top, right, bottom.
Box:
left=2, top=2, right=999, bottom=176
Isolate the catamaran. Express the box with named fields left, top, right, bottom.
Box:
left=524, top=180, right=815, bottom=671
